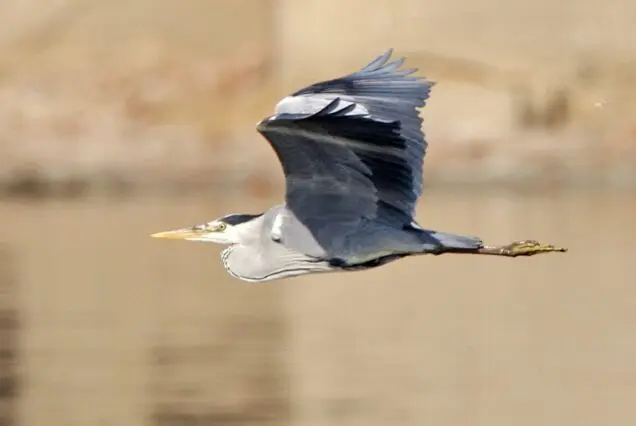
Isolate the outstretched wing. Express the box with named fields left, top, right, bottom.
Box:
left=257, top=49, right=434, bottom=256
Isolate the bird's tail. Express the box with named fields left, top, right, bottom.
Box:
left=429, top=231, right=484, bottom=250
left=411, top=227, right=483, bottom=251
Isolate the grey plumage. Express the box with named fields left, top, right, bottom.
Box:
left=220, top=207, right=335, bottom=282
left=232, top=49, right=481, bottom=281
left=152, top=49, right=568, bottom=277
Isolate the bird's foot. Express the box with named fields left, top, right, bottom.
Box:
left=489, top=240, right=568, bottom=257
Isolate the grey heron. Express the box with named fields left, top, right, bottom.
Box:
left=151, top=49, right=567, bottom=282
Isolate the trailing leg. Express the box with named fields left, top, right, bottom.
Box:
left=443, top=239, right=567, bottom=257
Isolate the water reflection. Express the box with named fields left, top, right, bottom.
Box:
left=0, top=189, right=634, bottom=426
left=0, top=247, right=19, bottom=426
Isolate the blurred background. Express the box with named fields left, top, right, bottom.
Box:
left=0, top=1, right=635, bottom=425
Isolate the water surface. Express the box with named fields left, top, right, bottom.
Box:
left=0, top=189, right=634, bottom=426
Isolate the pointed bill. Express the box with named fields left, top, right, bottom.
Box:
left=150, top=228, right=200, bottom=240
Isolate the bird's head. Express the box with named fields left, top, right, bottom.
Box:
left=150, top=213, right=263, bottom=245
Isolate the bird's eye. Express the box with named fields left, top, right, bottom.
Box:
left=214, top=222, right=227, bottom=232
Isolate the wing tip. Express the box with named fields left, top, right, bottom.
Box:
left=360, top=48, right=427, bottom=80
left=364, top=48, right=394, bottom=68
left=363, top=48, right=397, bottom=71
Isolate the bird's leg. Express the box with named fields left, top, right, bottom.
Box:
left=473, top=240, right=567, bottom=257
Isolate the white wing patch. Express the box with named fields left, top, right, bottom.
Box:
left=274, top=94, right=369, bottom=117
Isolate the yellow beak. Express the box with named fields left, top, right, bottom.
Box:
left=150, top=228, right=200, bottom=240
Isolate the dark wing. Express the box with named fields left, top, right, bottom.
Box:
left=256, top=49, right=433, bottom=256
left=289, top=48, right=433, bottom=208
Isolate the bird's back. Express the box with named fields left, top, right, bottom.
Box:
left=268, top=204, right=437, bottom=265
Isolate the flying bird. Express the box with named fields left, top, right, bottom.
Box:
left=151, top=49, right=567, bottom=282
